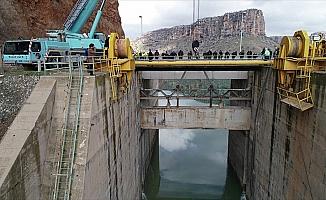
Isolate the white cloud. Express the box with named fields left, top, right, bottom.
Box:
left=119, top=0, right=326, bottom=39
left=159, top=129, right=196, bottom=152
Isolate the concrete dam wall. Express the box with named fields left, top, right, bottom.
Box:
left=229, top=68, right=326, bottom=199
left=0, top=73, right=157, bottom=199
left=1, top=67, right=326, bottom=200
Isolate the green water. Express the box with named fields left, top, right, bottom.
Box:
left=144, top=129, right=242, bottom=200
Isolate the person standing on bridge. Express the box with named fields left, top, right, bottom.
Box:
left=192, top=40, right=200, bottom=59
left=213, top=51, right=218, bottom=59
left=246, top=50, right=252, bottom=59
left=232, top=51, right=237, bottom=59
left=170, top=51, right=177, bottom=59
left=143, top=51, right=148, bottom=60
left=154, top=50, right=159, bottom=59
left=253, top=52, right=258, bottom=59
left=178, top=50, right=184, bottom=59
left=207, top=50, right=212, bottom=60
left=269, top=48, right=273, bottom=59
left=261, top=47, right=270, bottom=60
left=148, top=49, right=154, bottom=61
left=218, top=50, right=223, bottom=60
left=161, top=52, right=166, bottom=59
left=225, top=51, right=230, bottom=59
left=239, top=50, right=245, bottom=59
left=203, top=52, right=207, bottom=59
left=273, top=47, right=279, bottom=58
left=87, top=43, right=95, bottom=75
left=187, top=51, right=193, bottom=59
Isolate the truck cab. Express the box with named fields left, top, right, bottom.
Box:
left=2, top=39, right=71, bottom=66
left=2, top=40, right=43, bottom=65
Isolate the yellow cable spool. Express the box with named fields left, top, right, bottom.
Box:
left=279, top=30, right=310, bottom=58
left=116, top=39, right=130, bottom=59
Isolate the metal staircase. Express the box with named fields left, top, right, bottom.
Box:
left=52, top=60, right=84, bottom=200
left=64, top=0, right=89, bottom=31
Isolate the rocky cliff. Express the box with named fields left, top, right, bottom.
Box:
left=0, top=0, right=124, bottom=44
left=133, top=9, right=278, bottom=53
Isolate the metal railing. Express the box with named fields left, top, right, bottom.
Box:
left=277, top=87, right=313, bottom=111
left=134, top=55, right=272, bottom=61
left=141, top=87, right=251, bottom=108
left=41, top=54, right=106, bottom=75
left=276, top=54, right=315, bottom=111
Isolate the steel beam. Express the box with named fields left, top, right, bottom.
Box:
left=136, top=60, right=273, bottom=71
left=141, top=71, right=248, bottom=80
left=141, top=106, right=251, bottom=130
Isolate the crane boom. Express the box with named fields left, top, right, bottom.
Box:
left=64, top=0, right=101, bottom=33
left=89, top=0, right=106, bottom=38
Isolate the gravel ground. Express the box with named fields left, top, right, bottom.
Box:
left=0, top=66, right=40, bottom=140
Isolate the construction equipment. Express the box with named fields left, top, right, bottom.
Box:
left=273, top=30, right=326, bottom=111
left=2, top=0, right=107, bottom=66
left=96, top=33, right=135, bottom=100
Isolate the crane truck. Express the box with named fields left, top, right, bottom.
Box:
left=2, top=0, right=108, bottom=66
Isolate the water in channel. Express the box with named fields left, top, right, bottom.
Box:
left=144, top=82, right=242, bottom=200
left=144, top=130, right=242, bottom=200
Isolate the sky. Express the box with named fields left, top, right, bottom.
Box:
left=118, top=0, right=326, bottom=39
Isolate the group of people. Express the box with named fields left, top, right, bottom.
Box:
left=136, top=47, right=279, bottom=61
left=202, top=50, right=259, bottom=60
left=137, top=49, right=185, bottom=60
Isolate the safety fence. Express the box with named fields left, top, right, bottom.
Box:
left=141, top=87, right=251, bottom=108
left=134, top=55, right=274, bottom=61
left=40, top=54, right=108, bottom=75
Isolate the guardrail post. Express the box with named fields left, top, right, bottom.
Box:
left=37, top=60, right=41, bottom=73
left=0, top=49, right=4, bottom=75
left=69, top=56, right=72, bottom=74
left=209, top=85, right=213, bottom=108
left=56, top=57, right=59, bottom=71
left=44, top=62, right=47, bottom=76
left=92, top=57, right=95, bottom=75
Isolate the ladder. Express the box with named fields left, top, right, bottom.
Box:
left=64, top=0, right=89, bottom=31
left=108, top=57, right=121, bottom=100
left=278, top=57, right=314, bottom=111
left=297, top=57, right=314, bottom=107
left=52, top=59, right=84, bottom=200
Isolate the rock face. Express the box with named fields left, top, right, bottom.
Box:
left=134, top=9, right=278, bottom=53
left=0, top=0, right=124, bottom=44
left=270, top=36, right=283, bottom=44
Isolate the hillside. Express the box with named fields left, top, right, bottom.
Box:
left=133, top=9, right=278, bottom=54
